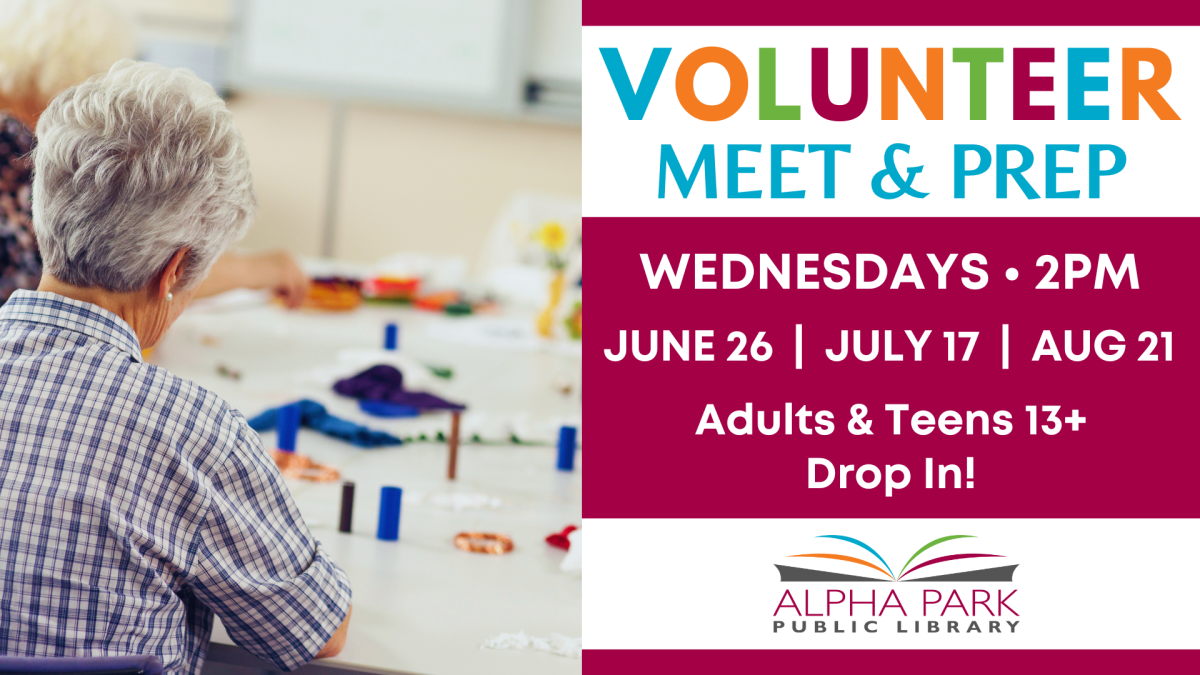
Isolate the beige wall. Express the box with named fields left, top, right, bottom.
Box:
left=227, top=93, right=582, bottom=267
left=335, top=104, right=581, bottom=263
left=225, top=93, right=331, bottom=256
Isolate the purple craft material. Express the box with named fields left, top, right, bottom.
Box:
left=334, top=365, right=466, bottom=411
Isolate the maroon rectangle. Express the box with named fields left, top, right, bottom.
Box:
left=584, top=650, right=1198, bottom=671
left=585, top=217, right=1197, bottom=518
left=584, top=1, right=1200, bottom=26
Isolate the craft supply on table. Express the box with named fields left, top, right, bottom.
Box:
left=216, top=363, right=242, bottom=381
left=384, top=322, right=399, bottom=350
left=411, top=289, right=494, bottom=315
left=454, top=532, right=514, bottom=555
left=556, top=425, right=577, bottom=471
left=553, top=377, right=573, bottom=396
left=447, top=410, right=461, bottom=480
left=545, top=525, right=578, bottom=550
left=265, top=402, right=340, bottom=481
left=249, top=399, right=402, bottom=448
left=443, top=300, right=472, bottom=316
left=339, top=482, right=355, bottom=533
left=377, top=486, right=403, bottom=541
left=362, top=276, right=420, bottom=303
left=271, top=449, right=340, bottom=482
left=277, top=403, right=302, bottom=453
left=425, top=364, right=453, bottom=379
left=293, top=277, right=362, bottom=311
left=334, top=365, right=465, bottom=411
left=481, top=631, right=581, bottom=659
left=358, top=400, right=420, bottom=418
left=413, top=290, right=460, bottom=312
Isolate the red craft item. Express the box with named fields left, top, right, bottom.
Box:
left=363, top=276, right=421, bottom=301
left=545, top=525, right=578, bottom=550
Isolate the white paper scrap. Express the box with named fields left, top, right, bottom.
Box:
left=560, top=529, right=581, bottom=573
left=481, top=631, right=581, bottom=658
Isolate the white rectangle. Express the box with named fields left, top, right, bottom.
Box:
left=232, top=0, right=528, bottom=113
left=583, top=27, right=1198, bottom=217
left=795, top=324, right=803, bottom=369
left=583, top=518, right=1200, bottom=648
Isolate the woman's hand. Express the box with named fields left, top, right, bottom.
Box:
left=255, top=250, right=309, bottom=308
left=196, top=251, right=310, bottom=308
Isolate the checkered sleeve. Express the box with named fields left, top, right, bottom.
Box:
left=188, top=423, right=352, bottom=671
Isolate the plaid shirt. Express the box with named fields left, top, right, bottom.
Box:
left=0, top=291, right=351, bottom=674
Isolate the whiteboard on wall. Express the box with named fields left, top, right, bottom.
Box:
left=228, top=0, right=530, bottom=114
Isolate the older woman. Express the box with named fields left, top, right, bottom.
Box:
left=0, top=0, right=308, bottom=305
left=0, top=61, right=350, bottom=673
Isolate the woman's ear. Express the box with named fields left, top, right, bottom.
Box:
left=156, top=247, right=191, bottom=300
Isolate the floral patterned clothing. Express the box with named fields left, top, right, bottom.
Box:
left=0, top=113, right=40, bottom=303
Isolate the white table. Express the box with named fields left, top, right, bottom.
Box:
left=153, top=299, right=582, bottom=675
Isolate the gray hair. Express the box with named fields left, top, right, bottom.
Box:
left=32, top=60, right=255, bottom=292
left=0, top=0, right=137, bottom=107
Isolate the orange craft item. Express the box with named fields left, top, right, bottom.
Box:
left=271, top=450, right=340, bottom=482
left=414, top=290, right=461, bottom=311
left=306, top=278, right=362, bottom=311
left=454, top=532, right=514, bottom=555
left=275, top=277, right=362, bottom=311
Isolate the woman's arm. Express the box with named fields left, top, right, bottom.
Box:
left=316, top=604, right=352, bottom=658
left=197, top=251, right=310, bottom=308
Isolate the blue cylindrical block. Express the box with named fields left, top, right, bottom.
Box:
left=377, top=486, right=402, bottom=541
left=384, top=323, right=399, bottom=351
left=277, top=403, right=301, bottom=453
left=556, top=426, right=577, bottom=471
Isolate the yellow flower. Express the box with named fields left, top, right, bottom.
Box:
left=534, top=221, right=569, bottom=252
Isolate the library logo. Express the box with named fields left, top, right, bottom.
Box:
left=771, top=535, right=1021, bottom=636
left=775, top=534, right=1017, bottom=582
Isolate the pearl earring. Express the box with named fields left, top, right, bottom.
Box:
left=166, top=293, right=173, bottom=302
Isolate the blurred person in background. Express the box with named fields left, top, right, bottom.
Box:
left=0, top=0, right=309, bottom=305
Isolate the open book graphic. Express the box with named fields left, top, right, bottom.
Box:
left=775, top=535, right=1018, bottom=582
